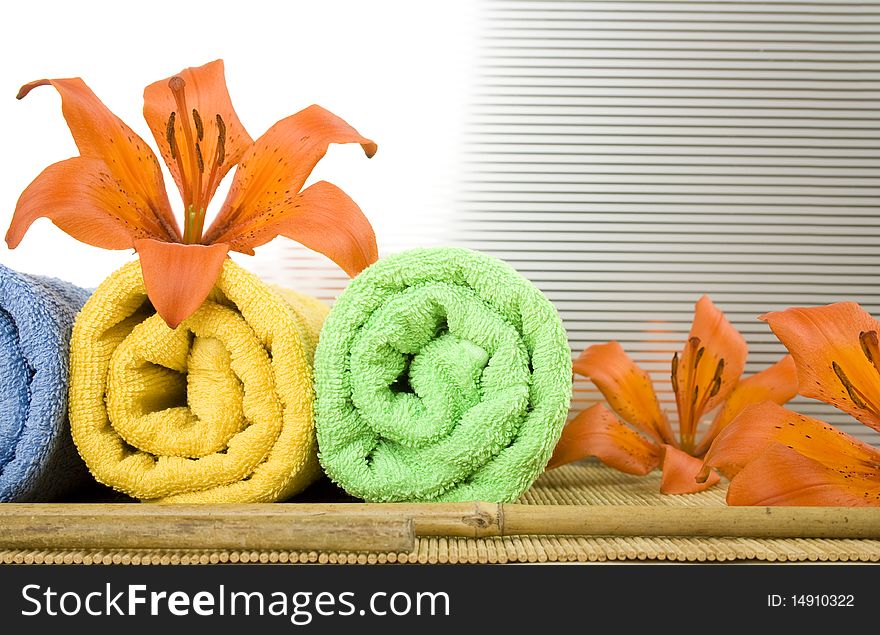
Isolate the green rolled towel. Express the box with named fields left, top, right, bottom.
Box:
left=314, top=247, right=572, bottom=502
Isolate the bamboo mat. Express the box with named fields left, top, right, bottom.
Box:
left=3, top=462, right=879, bottom=564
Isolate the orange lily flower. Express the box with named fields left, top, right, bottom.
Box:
left=6, top=60, right=377, bottom=328
left=701, top=302, right=880, bottom=506
left=548, top=296, right=798, bottom=494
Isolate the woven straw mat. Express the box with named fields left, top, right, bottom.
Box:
left=3, top=461, right=878, bottom=564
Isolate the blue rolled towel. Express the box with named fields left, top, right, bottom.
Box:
left=0, top=263, right=90, bottom=501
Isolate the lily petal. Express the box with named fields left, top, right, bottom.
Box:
left=143, top=60, right=252, bottom=212
left=701, top=401, right=880, bottom=482
left=220, top=180, right=378, bottom=277
left=694, top=355, right=798, bottom=455
left=547, top=403, right=662, bottom=474
left=727, top=443, right=880, bottom=507
left=205, top=104, right=376, bottom=247
left=659, top=444, right=720, bottom=494
left=762, top=303, right=880, bottom=433
left=10, top=78, right=179, bottom=246
left=684, top=295, right=748, bottom=412
left=134, top=239, right=230, bottom=329
left=573, top=341, right=675, bottom=445
left=9, top=158, right=159, bottom=249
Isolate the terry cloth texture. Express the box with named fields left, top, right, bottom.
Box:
left=0, top=263, right=90, bottom=502
left=314, top=247, right=572, bottom=502
left=68, top=259, right=329, bottom=503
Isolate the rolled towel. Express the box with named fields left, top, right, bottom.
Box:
left=0, top=263, right=90, bottom=502
left=315, top=247, right=572, bottom=502
left=69, top=259, right=328, bottom=502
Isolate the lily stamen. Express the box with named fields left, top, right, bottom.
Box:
left=165, top=112, right=191, bottom=223
left=192, top=108, right=204, bottom=141
left=860, top=330, right=880, bottom=377
left=165, top=112, right=177, bottom=160
left=688, top=357, right=725, bottom=451
left=832, top=361, right=880, bottom=417
left=710, top=359, right=724, bottom=397
left=677, top=337, right=704, bottom=447
left=694, top=345, right=705, bottom=369
left=684, top=386, right=699, bottom=451
left=215, top=115, right=226, bottom=166
left=168, top=76, right=203, bottom=235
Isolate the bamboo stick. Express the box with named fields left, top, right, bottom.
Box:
left=0, top=504, right=414, bottom=552
left=498, top=504, right=880, bottom=540
left=352, top=502, right=880, bottom=540
left=1, top=503, right=878, bottom=554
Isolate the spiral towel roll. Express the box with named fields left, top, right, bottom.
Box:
left=315, top=247, right=572, bottom=502
left=0, top=264, right=90, bottom=502
left=69, top=259, right=328, bottom=503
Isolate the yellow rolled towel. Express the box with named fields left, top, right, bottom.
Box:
left=69, top=259, right=328, bottom=503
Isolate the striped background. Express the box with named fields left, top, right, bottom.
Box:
left=270, top=0, right=880, bottom=446
left=453, top=0, right=880, bottom=445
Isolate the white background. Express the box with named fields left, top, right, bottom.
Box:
left=0, top=0, right=477, bottom=287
